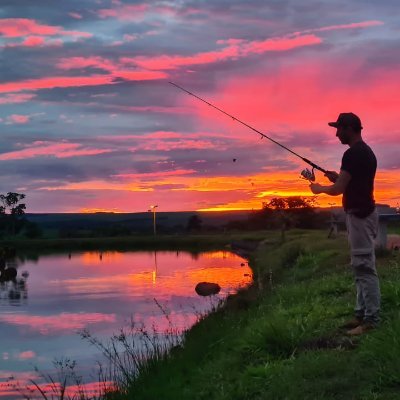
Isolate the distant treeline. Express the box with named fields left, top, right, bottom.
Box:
left=16, top=197, right=339, bottom=239
left=1, top=191, right=351, bottom=240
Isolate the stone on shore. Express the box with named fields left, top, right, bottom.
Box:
left=195, top=282, right=221, bottom=296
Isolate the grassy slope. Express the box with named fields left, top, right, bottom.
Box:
left=120, top=230, right=400, bottom=400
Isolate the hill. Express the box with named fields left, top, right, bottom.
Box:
left=24, top=210, right=252, bottom=236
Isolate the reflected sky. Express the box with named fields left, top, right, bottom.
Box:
left=0, top=250, right=251, bottom=398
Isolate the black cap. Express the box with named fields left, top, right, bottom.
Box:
left=328, top=112, right=363, bottom=130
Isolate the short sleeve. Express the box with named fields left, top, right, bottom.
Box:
left=341, top=148, right=353, bottom=175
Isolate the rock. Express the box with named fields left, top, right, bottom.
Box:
left=195, top=282, right=221, bottom=296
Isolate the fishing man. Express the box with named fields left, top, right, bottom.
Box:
left=309, top=112, right=380, bottom=335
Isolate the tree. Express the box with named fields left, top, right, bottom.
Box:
left=0, top=192, right=27, bottom=236
left=186, top=215, right=203, bottom=232
left=262, top=196, right=318, bottom=241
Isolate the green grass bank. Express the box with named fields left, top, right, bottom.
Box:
left=112, top=229, right=400, bottom=400
left=0, top=231, right=268, bottom=253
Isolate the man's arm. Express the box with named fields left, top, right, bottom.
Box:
left=310, top=169, right=351, bottom=196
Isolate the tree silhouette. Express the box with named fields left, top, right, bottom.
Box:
left=186, top=215, right=203, bottom=232
left=262, top=196, right=318, bottom=242
left=0, top=192, right=27, bottom=236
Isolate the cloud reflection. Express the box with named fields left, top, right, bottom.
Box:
left=0, top=312, right=116, bottom=335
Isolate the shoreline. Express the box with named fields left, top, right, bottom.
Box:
left=111, top=230, right=400, bottom=400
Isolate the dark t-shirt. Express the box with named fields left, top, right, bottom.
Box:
left=341, top=141, right=376, bottom=216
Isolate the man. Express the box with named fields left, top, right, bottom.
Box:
left=310, top=112, right=380, bottom=335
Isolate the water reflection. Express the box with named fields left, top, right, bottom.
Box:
left=0, top=249, right=252, bottom=399
left=0, top=248, right=29, bottom=306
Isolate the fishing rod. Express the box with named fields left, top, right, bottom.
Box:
left=169, top=81, right=327, bottom=181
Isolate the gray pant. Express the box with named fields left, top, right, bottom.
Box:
left=346, top=210, right=380, bottom=325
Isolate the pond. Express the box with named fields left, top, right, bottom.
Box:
left=0, top=249, right=252, bottom=398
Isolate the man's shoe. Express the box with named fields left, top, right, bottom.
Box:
left=340, top=317, right=363, bottom=330
left=346, top=323, right=375, bottom=336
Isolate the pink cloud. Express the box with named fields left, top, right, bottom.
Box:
left=62, top=30, right=92, bottom=38
left=0, top=141, right=112, bottom=160
left=7, top=114, right=30, bottom=124
left=57, top=56, right=115, bottom=72
left=123, top=34, right=137, bottom=42
left=104, top=130, right=222, bottom=152
left=241, top=34, right=322, bottom=55
left=85, top=102, right=188, bottom=115
left=69, top=12, right=83, bottom=19
left=0, top=93, right=36, bottom=104
left=187, top=51, right=391, bottom=128
left=97, top=4, right=148, bottom=20
left=300, top=20, right=384, bottom=34
left=0, top=70, right=166, bottom=94
left=0, top=312, right=116, bottom=335
left=117, top=21, right=382, bottom=72
left=0, top=18, right=91, bottom=38
left=144, top=131, right=191, bottom=139
left=143, top=141, right=214, bottom=151
left=122, top=47, right=239, bottom=70
left=21, top=35, right=45, bottom=47
left=122, top=34, right=321, bottom=71
left=17, top=350, right=36, bottom=360
left=115, top=169, right=196, bottom=180
left=0, top=18, right=59, bottom=37
left=55, top=57, right=170, bottom=87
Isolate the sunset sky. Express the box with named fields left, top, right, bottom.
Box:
left=0, top=0, right=399, bottom=213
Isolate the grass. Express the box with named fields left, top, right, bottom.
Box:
left=0, top=231, right=272, bottom=253
left=110, top=230, right=400, bottom=400
left=387, top=221, right=400, bottom=235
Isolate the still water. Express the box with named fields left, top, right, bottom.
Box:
left=0, top=250, right=252, bottom=398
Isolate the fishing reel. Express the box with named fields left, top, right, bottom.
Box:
left=300, top=167, right=315, bottom=182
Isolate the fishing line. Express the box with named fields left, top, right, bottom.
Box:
left=169, top=81, right=327, bottom=181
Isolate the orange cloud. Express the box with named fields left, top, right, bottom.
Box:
left=81, top=207, right=123, bottom=213
left=54, top=166, right=399, bottom=212
left=195, top=169, right=400, bottom=210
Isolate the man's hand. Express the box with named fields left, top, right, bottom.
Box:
left=324, top=170, right=339, bottom=183
left=310, top=182, right=323, bottom=194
